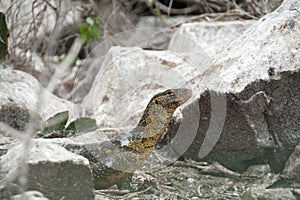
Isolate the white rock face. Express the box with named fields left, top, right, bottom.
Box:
left=1, top=140, right=88, bottom=168
left=169, top=20, right=256, bottom=58
left=82, top=46, right=200, bottom=128
left=0, top=68, right=79, bottom=121
left=12, top=191, right=49, bottom=200
left=181, top=0, right=300, bottom=172
left=195, top=0, right=300, bottom=93
left=81, top=20, right=257, bottom=131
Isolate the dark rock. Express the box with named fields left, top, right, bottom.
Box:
left=183, top=66, right=300, bottom=173
left=0, top=101, right=30, bottom=131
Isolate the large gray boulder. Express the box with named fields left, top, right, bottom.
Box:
left=81, top=19, right=258, bottom=130
left=178, top=0, right=300, bottom=172
left=82, top=46, right=199, bottom=129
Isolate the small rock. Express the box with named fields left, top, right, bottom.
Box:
left=243, top=164, right=271, bottom=178
left=0, top=68, right=79, bottom=122
left=282, top=142, right=300, bottom=181
left=241, top=187, right=296, bottom=200
left=11, top=191, right=48, bottom=200
left=0, top=139, right=94, bottom=200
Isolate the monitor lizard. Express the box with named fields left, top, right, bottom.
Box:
left=67, top=88, right=192, bottom=189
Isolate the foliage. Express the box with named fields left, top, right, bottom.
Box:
left=79, top=17, right=103, bottom=43
left=147, top=0, right=168, bottom=18
left=42, top=111, right=97, bottom=137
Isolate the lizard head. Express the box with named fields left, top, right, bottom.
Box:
left=150, top=88, right=192, bottom=110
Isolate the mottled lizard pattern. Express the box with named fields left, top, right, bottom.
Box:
left=76, top=88, right=192, bottom=189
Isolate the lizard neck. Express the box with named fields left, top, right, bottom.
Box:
left=128, top=104, right=176, bottom=153
left=141, top=104, right=174, bottom=137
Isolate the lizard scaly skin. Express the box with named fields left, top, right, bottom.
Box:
left=77, top=88, right=192, bottom=189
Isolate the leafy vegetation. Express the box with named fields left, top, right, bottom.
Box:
left=147, top=0, right=168, bottom=18
left=79, top=17, right=104, bottom=43
left=42, top=111, right=97, bottom=137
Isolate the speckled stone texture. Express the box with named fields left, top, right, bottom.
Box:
left=177, top=0, right=300, bottom=173
left=0, top=140, right=94, bottom=200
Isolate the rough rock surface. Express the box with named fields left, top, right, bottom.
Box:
left=81, top=20, right=256, bottom=129
left=0, top=140, right=94, bottom=200
left=82, top=46, right=199, bottom=129
left=168, top=20, right=256, bottom=58
left=281, top=141, right=300, bottom=181
left=177, top=0, right=300, bottom=172
left=81, top=0, right=300, bottom=175
left=243, top=164, right=271, bottom=178
left=136, top=16, right=191, bottom=29
left=0, top=0, right=299, bottom=199
left=241, top=187, right=296, bottom=200
left=135, top=16, right=189, bottom=50
left=0, top=68, right=79, bottom=124
left=11, top=191, right=49, bottom=200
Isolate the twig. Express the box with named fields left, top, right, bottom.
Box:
left=170, top=11, right=257, bottom=29
left=47, top=37, right=82, bottom=93
left=201, top=162, right=242, bottom=179
left=95, top=189, right=131, bottom=196
left=155, top=1, right=200, bottom=15
left=168, top=0, right=174, bottom=17
left=172, top=159, right=208, bottom=170
left=97, top=186, right=152, bottom=199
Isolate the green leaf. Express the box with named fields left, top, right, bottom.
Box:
left=79, top=16, right=102, bottom=43
left=42, top=111, right=69, bottom=134
left=63, top=117, right=97, bottom=136
left=162, top=14, right=168, bottom=19
left=80, top=23, right=89, bottom=35
left=95, top=18, right=104, bottom=27
left=58, top=53, right=66, bottom=62
left=90, top=26, right=100, bottom=39
left=153, top=7, right=162, bottom=16
left=86, top=17, right=94, bottom=25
